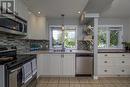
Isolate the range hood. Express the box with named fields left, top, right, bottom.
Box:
left=0, top=14, right=27, bottom=36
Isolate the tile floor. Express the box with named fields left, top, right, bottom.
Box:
left=36, top=77, right=130, bottom=87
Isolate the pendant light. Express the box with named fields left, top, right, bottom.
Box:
left=61, top=14, right=65, bottom=31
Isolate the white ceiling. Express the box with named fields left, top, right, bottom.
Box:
left=23, top=0, right=88, bottom=18
left=101, top=0, right=130, bottom=18
left=84, top=0, right=114, bottom=13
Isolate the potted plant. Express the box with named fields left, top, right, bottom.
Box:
left=122, top=42, right=130, bottom=51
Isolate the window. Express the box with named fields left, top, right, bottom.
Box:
left=98, top=25, right=123, bottom=49
left=50, top=25, right=77, bottom=49
left=52, top=28, right=62, bottom=48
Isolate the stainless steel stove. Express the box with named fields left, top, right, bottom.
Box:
left=0, top=46, right=37, bottom=87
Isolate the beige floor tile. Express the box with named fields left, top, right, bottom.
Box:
left=58, top=84, right=70, bottom=87
left=38, top=77, right=50, bottom=84
left=78, top=77, right=89, bottom=83
left=59, top=77, right=70, bottom=83
left=69, top=78, right=80, bottom=83
left=80, top=84, right=92, bottom=87
left=36, top=77, right=130, bottom=87
left=118, top=78, right=130, bottom=84
left=91, top=84, right=103, bottom=87
left=114, top=84, right=130, bottom=87
left=87, top=78, right=101, bottom=84
left=47, top=84, right=58, bottom=87
left=99, top=78, right=112, bottom=84
left=36, top=84, right=48, bottom=87
left=48, top=78, right=59, bottom=83
left=103, top=84, right=116, bottom=87
left=70, top=84, right=80, bottom=87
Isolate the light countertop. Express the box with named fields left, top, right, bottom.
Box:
left=19, top=50, right=93, bottom=55
left=98, top=49, right=130, bottom=53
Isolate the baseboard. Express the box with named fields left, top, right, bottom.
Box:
left=97, top=75, right=130, bottom=77
left=39, top=75, right=75, bottom=77
left=93, top=76, right=98, bottom=80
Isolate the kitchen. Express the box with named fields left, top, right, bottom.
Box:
left=0, top=0, right=130, bottom=87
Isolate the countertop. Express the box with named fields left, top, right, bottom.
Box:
left=0, top=54, right=36, bottom=66
left=19, top=50, right=93, bottom=55
left=98, top=49, right=130, bottom=53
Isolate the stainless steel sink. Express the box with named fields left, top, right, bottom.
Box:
left=53, top=49, right=72, bottom=53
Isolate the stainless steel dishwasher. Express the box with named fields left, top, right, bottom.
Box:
left=76, top=53, right=93, bottom=76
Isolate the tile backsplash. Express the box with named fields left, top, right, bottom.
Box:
left=0, top=33, right=49, bottom=53
left=77, top=40, right=93, bottom=51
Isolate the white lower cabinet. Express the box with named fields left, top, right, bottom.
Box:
left=49, top=54, right=61, bottom=76
left=98, top=53, right=130, bottom=76
left=62, top=54, right=75, bottom=76
left=37, top=54, right=75, bottom=77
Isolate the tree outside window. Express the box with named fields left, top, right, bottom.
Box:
left=98, top=25, right=123, bottom=49
left=50, top=26, right=77, bottom=49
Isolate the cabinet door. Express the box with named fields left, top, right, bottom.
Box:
left=49, top=54, right=62, bottom=75
left=27, top=15, right=47, bottom=40
left=62, top=54, right=75, bottom=76
left=37, top=54, right=50, bottom=76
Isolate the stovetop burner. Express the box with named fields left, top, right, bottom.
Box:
left=0, top=46, right=17, bottom=65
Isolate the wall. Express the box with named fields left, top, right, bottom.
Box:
left=47, top=18, right=82, bottom=39
left=128, top=18, right=130, bottom=41
left=98, top=17, right=129, bottom=41
left=47, top=17, right=86, bottom=49
left=0, top=33, right=49, bottom=54
left=47, top=17, right=79, bottom=25
left=0, top=33, right=30, bottom=53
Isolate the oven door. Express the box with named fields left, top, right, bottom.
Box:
left=9, top=67, right=22, bottom=87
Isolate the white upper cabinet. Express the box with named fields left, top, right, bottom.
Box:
left=15, top=0, right=48, bottom=40
left=27, top=14, right=48, bottom=40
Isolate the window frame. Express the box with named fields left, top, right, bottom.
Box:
left=49, top=25, right=77, bottom=49
left=98, top=25, right=123, bottom=49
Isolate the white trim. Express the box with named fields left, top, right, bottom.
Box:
left=93, top=76, right=98, bottom=80
left=84, top=13, right=100, bottom=18
left=98, top=25, right=123, bottom=49
left=49, top=25, right=78, bottom=49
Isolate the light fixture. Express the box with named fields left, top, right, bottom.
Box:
left=38, top=11, right=40, bottom=14
left=78, top=11, right=81, bottom=14
left=61, top=14, right=65, bottom=31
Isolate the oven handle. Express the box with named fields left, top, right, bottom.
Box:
left=10, top=67, right=22, bottom=73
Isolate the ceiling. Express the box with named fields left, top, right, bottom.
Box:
left=101, top=0, right=130, bottom=18
left=84, top=0, right=114, bottom=13
left=23, top=0, right=88, bottom=18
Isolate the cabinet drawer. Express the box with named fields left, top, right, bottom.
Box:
left=115, top=66, right=130, bottom=75
left=98, top=53, right=130, bottom=58
left=98, top=66, right=115, bottom=75
left=115, top=58, right=130, bottom=66
left=98, top=58, right=116, bottom=66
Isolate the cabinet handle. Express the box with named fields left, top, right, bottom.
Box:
left=121, top=61, right=125, bottom=63
left=105, top=54, right=108, bottom=56
left=61, top=54, right=64, bottom=58
left=104, top=61, right=108, bottom=63
left=122, top=70, right=125, bottom=72
left=104, top=70, right=107, bottom=72
left=122, top=54, right=125, bottom=56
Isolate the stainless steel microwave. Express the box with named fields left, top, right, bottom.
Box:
left=0, top=14, right=27, bottom=35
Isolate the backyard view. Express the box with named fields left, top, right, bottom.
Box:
left=52, top=28, right=76, bottom=48
left=98, top=27, right=121, bottom=48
